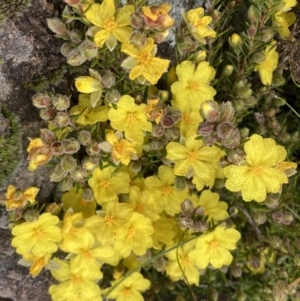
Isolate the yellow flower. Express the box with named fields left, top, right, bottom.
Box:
left=88, top=166, right=131, bottom=204
left=166, top=134, right=224, bottom=190
left=223, top=134, right=297, bottom=202
left=61, top=188, right=97, bottom=218
left=49, top=258, right=102, bottom=301
left=114, top=212, right=154, bottom=257
left=11, top=212, right=62, bottom=257
left=70, top=94, right=108, bottom=125
left=172, top=99, right=203, bottom=136
left=105, top=272, right=150, bottom=301
left=184, top=7, right=216, bottom=43
left=152, top=216, right=176, bottom=249
left=100, top=130, right=138, bottom=165
left=108, top=95, right=152, bottom=145
left=194, top=190, right=229, bottom=221
left=5, top=185, right=39, bottom=210
left=19, top=253, right=52, bottom=277
left=273, top=0, right=297, bottom=38
left=75, top=76, right=101, bottom=94
left=27, top=138, right=52, bottom=171
left=141, top=4, right=175, bottom=28
left=84, top=202, right=133, bottom=243
left=121, top=38, right=170, bottom=85
left=171, top=60, right=216, bottom=111
left=166, top=240, right=199, bottom=285
left=254, top=41, right=278, bottom=86
left=85, top=0, right=134, bottom=50
left=188, top=226, right=241, bottom=269
left=144, top=165, right=191, bottom=215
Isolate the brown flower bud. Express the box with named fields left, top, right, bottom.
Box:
left=32, top=93, right=52, bottom=108
left=53, top=112, right=70, bottom=127
left=45, top=202, right=63, bottom=215
left=129, top=31, right=148, bottom=48
left=152, top=124, right=165, bottom=138
left=269, top=236, right=282, bottom=249
left=40, top=128, right=56, bottom=144
left=227, top=148, right=245, bottom=164
left=60, top=155, right=77, bottom=172
left=250, top=51, right=266, bottom=64
left=180, top=199, right=194, bottom=216
left=247, top=5, right=259, bottom=23
left=63, top=138, right=80, bottom=154
left=154, top=256, right=166, bottom=272
left=253, top=211, right=267, bottom=225
left=129, top=160, right=142, bottom=173
left=50, top=141, right=65, bottom=155
left=236, top=290, right=247, bottom=301
left=40, top=107, right=56, bottom=121
left=216, top=122, right=236, bottom=139
left=67, top=48, right=86, bottom=66
left=231, top=265, right=242, bottom=278
left=71, top=167, right=87, bottom=181
left=104, top=89, right=121, bottom=104
left=261, top=29, right=274, bottom=43
left=77, top=130, right=91, bottom=146
left=174, top=176, right=187, bottom=191
left=24, top=209, right=39, bottom=222
left=209, top=287, right=219, bottom=301
left=69, top=29, right=82, bottom=44
left=78, top=39, right=98, bottom=60
left=47, top=18, right=68, bottom=37
left=294, top=254, right=300, bottom=267
left=200, top=101, right=220, bottom=122
left=281, top=212, right=294, bottom=225
left=249, top=255, right=260, bottom=269
left=58, top=176, right=74, bottom=191
left=52, top=94, right=70, bottom=111
left=86, top=141, right=101, bottom=156
left=273, top=280, right=289, bottom=301
left=193, top=206, right=205, bottom=218
left=130, top=13, right=145, bottom=29
left=50, top=163, right=68, bottom=182
left=227, top=1, right=236, bottom=10
left=164, top=127, right=180, bottom=141
left=61, top=42, right=74, bottom=57
left=198, top=122, right=215, bottom=137
left=7, top=208, right=24, bottom=222
left=102, top=71, right=116, bottom=89
left=247, top=25, right=257, bottom=37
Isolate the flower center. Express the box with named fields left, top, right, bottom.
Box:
left=210, top=239, right=219, bottom=249
left=250, top=165, right=263, bottom=175
left=162, top=186, right=172, bottom=195
left=136, top=204, right=145, bottom=213
left=128, top=227, right=136, bottom=237
left=181, top=255, right=191, bottom=267
left=122, top=287, right=131, bottom=296
left=105, top=215, right=115, bottom=225
left=83, top=250, right=92, bottom=258
left=71, top=275, right=83, bottom=284
left=138, top=53, right=151, bottom=65
left=187, top=151, right=197, bottom=162
left=104, top=17, right=116, bottom=30
left=80, top=199, right=88, bottom=207
left=35, top=230, right=44, bottom=239
left=99, top=180, right=110, bottom=188
left=127, top=113, right=137, bottom=124
left=188, top=81, right=200, bottom=90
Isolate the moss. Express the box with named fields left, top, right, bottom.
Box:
left=0, top=107, right=23, bottom=189
left=0, top=0, right=32, bottom=31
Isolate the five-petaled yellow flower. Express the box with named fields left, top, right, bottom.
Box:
left=11, top=212, right=62, bottom=257
left=108, top=95, right=152, bottom=145
left=166, top=134, right=224, bottom=190
left=171, top=60, right=216, bottom=111
left=121, top=37, right=170, bottom=85
left=254, top=41, right=278, bottom=86
left=85, top=0, right=134, bottom=50
left=188, top=226, right=241, bottom=269
left=223, top=134, right=297, bottom=202
left=105, top=272, right=150, bottom=301
left=184, top=7, right=216, bottom=43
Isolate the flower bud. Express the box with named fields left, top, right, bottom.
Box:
left=53, top=112, right=70, bottom=127
left=220, top=265, right=228, bottom=273
left=78, top=39, right=98, bottom=60
left=69, top=29, right=82, bottom=43
left=129, top=160, right=142, bottom=173
left=192, top=220, right=208, bottom=232
left=273, top=280, right=289, bottom=301
left=209, top=287, right=218, bottom=301
left=222, top=65, right=234, bottom=77
left=221, top=128, right=241, bottom=148
left=244, top=96, right=258, bottom=107
left=216, top=122, right=236, bottom=139
left=154, top=256, right=166, bottom=272
left=174, top=176, right=187, bottom=191
left=247, top=25, right=257, bottom=37
left=60, top=155, right=77, bottom=172
left=236, top=290, right=247, bottom=301
left=63, top=138, right=80, bottom=154
left=193, top=206, right=205, bottom=218
left=198, top=122, right=215, bottom=137
left=152, top=124, right=165, bottom=138
left=249, top=255, right=260, bottom=269
left=101, top=71, right=116, bottom=89
left=200, top=101, right=220, bottom=122
left=32, top=93, right=52, bottom=108
left=219, top=101, right=235, bottom=122
left=164, top=127, right=180, bottom=141
left=247, top=5, right=258, bottom=22
left=237, top=87, right=252, bottom=99
left=50, top=141, right=65, bottom=155
left=253, top=211, right=267, bottom=225
left=104, top=89, right=121, bottom=104
left=47, top=18, right=68, bottom=37
left=71, top=167, right=88, bottom=181
left=231, top=265, right=242, bottom=278
left=86, top=141, right=101, bottom=156
left=272, top=211, right=284, bottom=224
left=211, top=9, right=221, bottom=21
left=40, top=128, right=56, bottom=144
left=77, top=130, right=91, bottom=146
left=61, top=42, right=74, bottom=57
left=227, top=1, right=236, bottom=10
left=82, top=156, right=98, bottom=171
left=82, top=187, right=94, bottom=202
left=227, top=149, right=245, bottom=164
left=261, top=29, right=274, bottom=43
left=180, top=199, right=194, bottom=216
left=229, top=33, right=243, bottom=49
left=281, top=212, right=294, bottom=225
left=191, top=50, right=206, bottom=63
left=7, top=208, right=24, bottom=222
left=269, top=236, right=282, bottom=249
left=40, top=107, right=56, bottom=121
left=250, top=51, right=266, bottom=64
left=52, top=94, right=70, bottom=111
left=129, top=31, right=148, bottom=48
left=45, top=202, right=63, bottom=215
left=58, top=176, right=74, bottom=191
left=24, top=209, right=39, bottom=222
left=130, top=13, right=144, bottom=29
left=67, top=48, right=86, bottom=66
left=50, top=163, right=68, bottom=182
